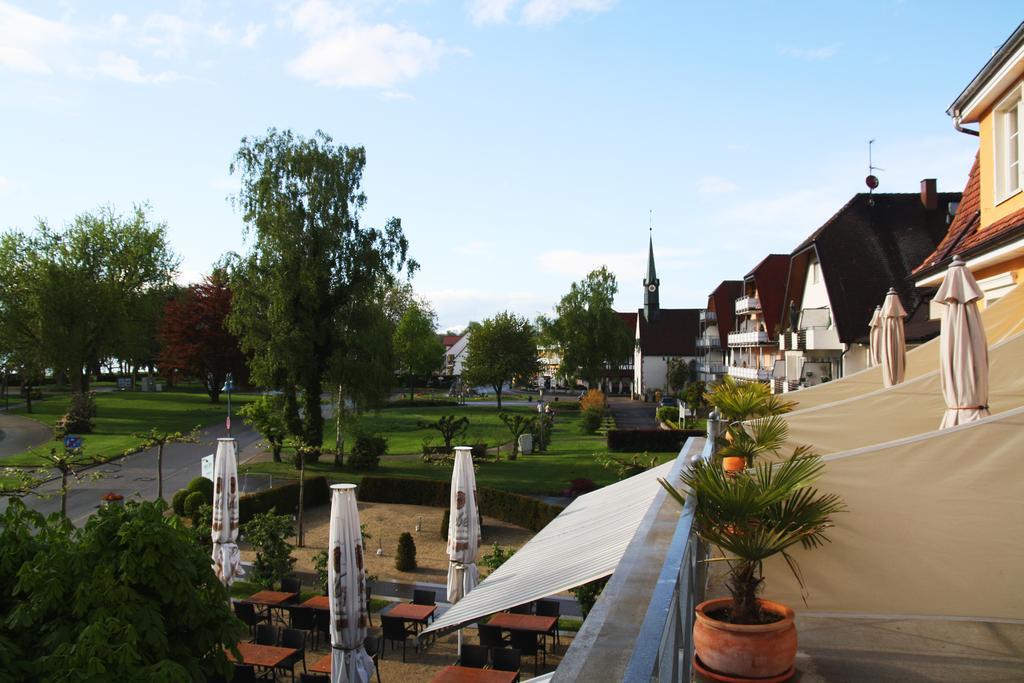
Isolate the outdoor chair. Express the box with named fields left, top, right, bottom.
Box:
left=478, top=623, right=510, bottom=649
left=491, top=647, right=522, bottom=681
left=456, top=644, right=489, bottom=669
left=535, top=599, right=561, bottom=651
left=299, top=675, right=329, bottom=683
left=234, top=601, right=270, bottom=636
left=509, top=631, right=545, bottom=676
left=289, top=606, right=317, bottom=648
left=312, top=608, right=330, bottom=650
left=412, top=589, right=436, bottom=623
left=508, top=602, right=534, bottom=614
left=254, top=624, right=280, bottom=646
left=281, top=576, right=302, bottom=603
left=380, top=615, right=417, bottom=662
left=363, top=634, right=383, bottom=683
left=278, top=627, right=307, bottom=679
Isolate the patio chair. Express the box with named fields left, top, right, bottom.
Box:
left=278, top=627, right=307, bottom=678
left=380, top=615, right=417, bottom=662
left=289, top=606, right=317, bottom=648
left=509, top=631, right=545, bottom=676
left=363, top=634, right=383, bottom=683
left=535, top=599, right=561, bottom=651
left=457, top=644, right=489, bottom=669
left=281, top=575, right=302, bottom=603
left=299, top=675, right=329, bottom=683
left=254, top=624, right=280, bottom=646
left=508, top=602, right=534, bottom=614
left=491, top=647, right=522, bottom=681
left=312, top=608, right=330, bottom=650
left=478, top=623, right=509, bottom=649
left=234, top=601, right=269, bottom=636
left=412, top=589, right=436, bottom=623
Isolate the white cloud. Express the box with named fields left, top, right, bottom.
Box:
left=778, top=43, right=841, bottom=60
left=468, top=0, right=614, bottom=26
left=0, top=176, right=11, bottom=191
left=697, top=176, right=737, bottom=194
left=381, top=89, right=414, bottom=100
left=0, top=1, right=74, bottom=75
left=94, top=51, right=179, bottom=84
left=240, top=23, right=266, bottom=48
left=286, top=0, right=463, bottom=89
left=468, top=0, right=519, bottom=25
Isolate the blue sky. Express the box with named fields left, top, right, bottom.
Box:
left=0, top=1, right=1019, bottom=331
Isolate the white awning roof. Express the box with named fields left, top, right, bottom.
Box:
left=422, top=455, right=688, bottom=636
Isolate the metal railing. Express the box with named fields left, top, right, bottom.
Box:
left=727, top=330, right=770, bottom=346
left=696, top=336, right=721, bottom=348
left=621, top=416, right=718, bottom=682
left=699, top=310, right=717, bottom=322
left=734, top=296, right=761, bottom=314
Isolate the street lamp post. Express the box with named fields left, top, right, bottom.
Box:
left=222, top=373, right=234, bottom=437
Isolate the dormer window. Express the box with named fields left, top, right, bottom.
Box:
left=994, top=84, right=1023, bottom=203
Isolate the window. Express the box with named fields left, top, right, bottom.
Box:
left=995, top=85, right=1023, bottom=203
left=810, top=260, right=820, bottom=284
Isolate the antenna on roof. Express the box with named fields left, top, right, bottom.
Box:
left=866, top=139, right=883, bottom=205
left=649, top=209, right=653, bottom=233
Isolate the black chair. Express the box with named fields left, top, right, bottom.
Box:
left=535, top=599, right=561, bottom=651
left=509, top=631, right=545, bottom=676
left=234, top=601, right=270, bottom=636
left=254, top=624, right=280, bottom=646
left=491, top=647, right=522, bottom=681
left=289, top=606, right=317, bottom=648
left=281, top=575, right=302, bottom=604
left=478, top=623, right=509, bottom=649
left=232, top=664, right=257, bottom=683
left=412, top=589, right=436, bottom=623
left=457, top=644, right=489, bottom=669
left=312, top=609, right=330, bottom=651
left=380, top=615, right=417, bottom=662
left=299, top=675, right=329, bottom=683
left=508, top=602, right=534, bottom=614
left=279, top=627, right=307, bottom=679
left=363, top=634, right=383, bottom=683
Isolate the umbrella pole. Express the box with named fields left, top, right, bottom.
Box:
left=455, top=563, right=466, bottom=658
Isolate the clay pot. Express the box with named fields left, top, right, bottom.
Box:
left=692, top=598, right=796, bottom=682
left=721, top=456, right=746, bottom=473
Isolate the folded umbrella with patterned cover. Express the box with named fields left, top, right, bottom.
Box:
left=328, top=483, right=375, bottom=683
left=211, top=438, right=244, bottom=587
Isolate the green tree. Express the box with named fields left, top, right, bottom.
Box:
left=393, top=300, right=444, bottom=400
left=227, top=129, right=414, bottom=454
left=0, top=235, right=49, bottom=413
left=666, top=358, right=691, bottom=395
left=133, top=427, right=201, bottom=501
left=499, top=412, right=536, bottom=460
left=539, top=267, right=633, bottom=387
left=418, top=414, right=469, bottom=450
left=0, top=499, right=243, bottom=682
left=238, top=395, right=289, bottom=463
left=242, top=511, right=296, bottom=588
left=461, top=312, right=540, bottom=409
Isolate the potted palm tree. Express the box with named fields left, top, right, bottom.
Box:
left=661, top=452, right=844, bottom=681
left=705, top=377, right=795, bottom=472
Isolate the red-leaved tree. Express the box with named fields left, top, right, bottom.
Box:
left=158, top=272, right=247, bottom=402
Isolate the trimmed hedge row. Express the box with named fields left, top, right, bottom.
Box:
left=238, top=476, right=331, bottom=524
left=357, top=476, right=563, bottom=532
left=606, top=428, right=703, bottom=453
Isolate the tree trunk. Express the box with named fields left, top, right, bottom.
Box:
left=727, top=561, right=764, bottom=624
left=297, top=451, right=305, bottom=548
left=207, top=372, right=223, bottom=403
left=409, top=375, right=415, bottom=402
left=272, top=442, right=282, bottom=463
left=157, top=442, right=164, bottom=501
left=283, top=386, right=303, bottom=440
left=495, top=385, right=503, bottom=409
left=302, top=378, right=324, bottom=448
left=60, top=468, right=68, bottom=518
left=24, top=381, right=33, bottom=414
left=334, top=386, right=345, bottom=468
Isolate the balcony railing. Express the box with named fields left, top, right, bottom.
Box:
left=699, top=362, right=726, bottom=375
left=727, top=365, right=772, bottom=381
left=735, top=296, right=761, bottom=314
left=696, top=336, right=720, bottom=349
left=700, top=310, right=717, bottom=322
left=728, top=330, right=770, bottom=346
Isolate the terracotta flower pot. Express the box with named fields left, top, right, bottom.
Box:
left=692, top=597, right=797, bottom=682
left=721, top=456, right=746, bottom=473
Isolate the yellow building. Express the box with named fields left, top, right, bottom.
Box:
left=914, top=22, right=1024, bottom=300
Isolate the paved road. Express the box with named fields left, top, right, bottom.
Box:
left=0, top=410, right=53, bottom=458
left=607, top=396, right=657, bottom=428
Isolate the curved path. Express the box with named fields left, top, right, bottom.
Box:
left=0, top=411, right=52, bottom=458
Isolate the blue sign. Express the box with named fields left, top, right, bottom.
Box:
left=64, top=435, right=83, bottom=449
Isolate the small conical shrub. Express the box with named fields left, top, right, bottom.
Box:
left=395, top=532, right=417, bottom=571
left=172, top=489, right=190, bottom=516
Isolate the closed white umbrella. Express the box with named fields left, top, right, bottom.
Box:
left=328, top=484, right=375, bottom=683
left=880, top=288, right=907, bottom=388
left=936, top=255, right=990, bottom=428
left=868, top=305, right=882, bottom=367
left=211, top=438, right=244, bottom=588
left=447, top=446, right=481, bottom=654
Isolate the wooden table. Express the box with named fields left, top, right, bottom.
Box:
left=429, top=666, right=518, bottom=683
left=309, top=652, right=332, bottom=674
left=245, top=590, right=298, bottom=607
left=301, top=595, right=330, bottom=611
left=487, top=613, right=557, bottom=635
left=386, top=603, right=437, bottom=624
left=226, top=642, right=298, bottom=668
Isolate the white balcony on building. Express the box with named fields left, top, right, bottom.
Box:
left=696, top=335, right=720, bottom=349
left=700, top=310, right=717, bottom=322
left=700, top=362, right=727, bottom=375
left=735, top=296, right=761, bottom=314
left=727, top=365, right=772, bottom=381
left=779, top=308, right=843, bottom=351
left=727, top=330, right=770, bottom=346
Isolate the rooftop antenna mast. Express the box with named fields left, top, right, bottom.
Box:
left=866, top=139, right=883, bottom=205
left=649, top=209, right=653, bottom=234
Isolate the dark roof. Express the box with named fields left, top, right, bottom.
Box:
left=785, top=191, right=960, bottom=344
left=441, top=334, right=462, bottom=349
left=744, top=255, right=791, bottom=339
left=616, top=311, right=637, bottom=334
left=913, top=155, right=1024, bottom=278
left=707, top=280, right=743, bottom=347
left=637, top=308, right=700, bottom=356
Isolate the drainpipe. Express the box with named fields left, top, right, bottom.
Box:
left=952, top=111, right=979, bottom=137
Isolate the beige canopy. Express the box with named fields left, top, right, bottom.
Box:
left=783, top=284, right=1024, bottom=413
left=764, top=405, right=1024, bottom=620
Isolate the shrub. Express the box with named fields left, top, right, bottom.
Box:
left=562, top=478, right=598, bottom=498
left=349, top=434, right=387, bottom=470
left=480, top=543, right=516, bottom=574
left=172, top=489, right=190, bottom=516
left=579, top=389, right=606, bottom=414
left=192, top=503, right=213, bottom=546
left=570, top=577, right=609, bottom=618
left=53, top=391, right=97, bottom=437
left=187, top=476, right=214, bottom=503
left=313, top=549, right=328, bottom=594
left=242, top=511, right=296, bottom=588
left=386, top=399, right=460, bottom=408
left=183, top=491, right=206, bottom=518
left=395, top=532, right=417, bottom=571
left=238, top=476, right=330, bottom=524
left=606, top=428, right=703, bottom=452
left=655, top=406, right=679, bottom=424
left=580, top=408, right=603, bottom=434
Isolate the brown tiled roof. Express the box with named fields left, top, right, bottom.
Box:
left=707, top=280, right=743, bottom=347
left=616, top=311, right=637, bottom=334
left=745, top=255, right=791, bottom=339
left=442, top=334, right=462, bottom=349
left=637, top=308, right=700, bottom=356
left=912, top=155, right=981, bottom=275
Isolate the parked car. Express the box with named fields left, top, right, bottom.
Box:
left=660, top=396, right=677, bottom=407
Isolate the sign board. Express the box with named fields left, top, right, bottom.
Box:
left=201, top=454, right=214, bottom=481
left=63, top=435, right=83, bottom=449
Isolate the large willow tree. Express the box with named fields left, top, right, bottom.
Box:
left=227, top=129, right=414, bottom=453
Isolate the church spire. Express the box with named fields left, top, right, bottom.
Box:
left=646, top=232, right=657, bottom=284
left=643, top=223, right=660, bottom=320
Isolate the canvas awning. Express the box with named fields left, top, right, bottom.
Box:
left=422, top=451, right=695, bottom=636
left=784, top=284, right=1024, bottom=413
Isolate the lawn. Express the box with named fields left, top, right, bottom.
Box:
left=3, top=388, right=256, bottom=466
left=245, top=409, right=678, bottom=496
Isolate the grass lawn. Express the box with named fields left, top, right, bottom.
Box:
left=3, top=388, right=256, bottom=467
left=245, top=409, right=678, bottom=496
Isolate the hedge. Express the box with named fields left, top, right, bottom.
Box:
left=655, top=406, right=679, bottom=424
left=606, top=428, right=704, bottom=453
left=238, top=476, right=331, bottom=524
left=357, top=476, right=563, bottom=532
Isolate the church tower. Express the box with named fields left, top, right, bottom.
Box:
left=643, top=233, right=660, bottom=320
